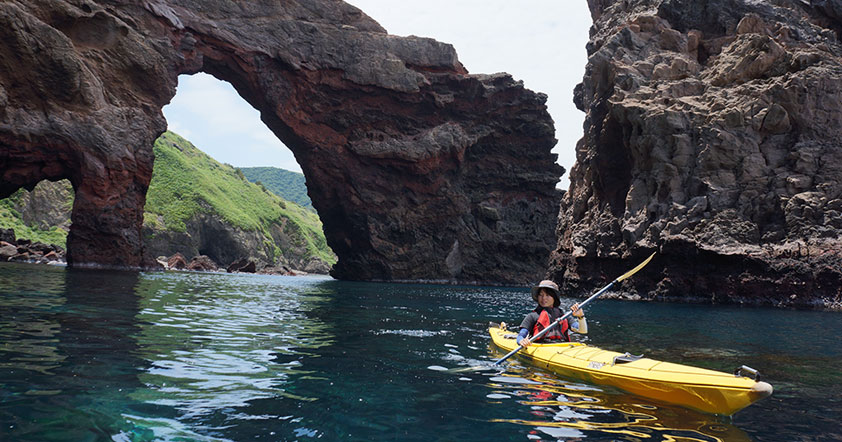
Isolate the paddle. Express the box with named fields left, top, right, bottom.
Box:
left=491, top=252, right=657, bottom=367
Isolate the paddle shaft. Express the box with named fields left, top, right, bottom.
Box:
left=492, top=281, right=614, bottom=366
left=492, top=252, right=656, bottom=366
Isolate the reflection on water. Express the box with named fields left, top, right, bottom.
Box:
left=130, top=272, right=332, bottom=420
left=0, top=263, right=66, bottom=379
left=1, top=262, right=841, bottom=441
left=0, top=264, right=146, bottom=441
left=484, top=370, right=751, bottom=442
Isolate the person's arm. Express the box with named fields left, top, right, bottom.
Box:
left=517, top=313, right=537, bottom=346
left=569, top=317, right=587, bottom=334
left=569, top=303, right=587, bottom=334
left=516, top=328, right=530, bottom=346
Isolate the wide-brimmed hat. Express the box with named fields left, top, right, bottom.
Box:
left=531, top=280, right=560, bottom=306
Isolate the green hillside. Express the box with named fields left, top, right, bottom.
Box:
left=145, top=131, right=335, bottom=265
left=239, top=167, right=314, bottom=212
left=0, top=181, right=72, bottom=247
left=0, top=131, right=335, bottom=268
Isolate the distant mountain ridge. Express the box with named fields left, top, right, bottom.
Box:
left=144, top=132, right=334, bottom=271
left=239, top=167, right=314, bottom=213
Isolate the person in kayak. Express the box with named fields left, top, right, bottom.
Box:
left=517, top=280, right=587, bottom=346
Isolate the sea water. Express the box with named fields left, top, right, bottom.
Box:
left=1, top=262, right=840, bottom=441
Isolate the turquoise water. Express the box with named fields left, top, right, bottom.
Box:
left=1, top=261, right=840, bottom=441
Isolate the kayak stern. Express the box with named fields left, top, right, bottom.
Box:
left=488, top=325, right=772, bottom=415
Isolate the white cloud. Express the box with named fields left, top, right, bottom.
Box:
left=168, top=76, right=262, bottom=134
left=163, top=74, right=302, bottom=172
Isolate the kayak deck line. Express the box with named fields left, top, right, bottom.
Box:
left=498, top=330, right=765, bottom=387
left=489, top=325, right=772, bottom=415
left=495, top=330, right=765, bottom=387
left=512, top=336, right=758, bottom=385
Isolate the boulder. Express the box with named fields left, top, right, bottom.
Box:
left=9, top=252, right=30, bottom=262
left=227, top=258, right=256, bottom=274
left=187, top=255, right=219, bottom=272
left=259, top=265, right=296, bottom=276
left=0, top=242, right=16, bottom=261
left=0, top=228, right=14, bottom=243
left=167, top=253, right=188, bottom=270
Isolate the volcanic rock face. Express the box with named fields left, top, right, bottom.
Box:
left=0, top=0, right=561, bottom=283
left=552, top=0, right=842, bottom=308
left=142, top=211, right=328, bottom=273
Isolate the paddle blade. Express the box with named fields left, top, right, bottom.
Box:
left=616, top=252, right=656, bottom=282
left=445, top=364, right=500, bottom=374
left=428, top=364, right=500, bottom=374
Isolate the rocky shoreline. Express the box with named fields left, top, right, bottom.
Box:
left=155, top=252, right=319, bottom=276
left=0, top=228, right=321, bottom=277
left=1, top=0, right=840, bottom=308
left=0, top=229, right=65, bottom=265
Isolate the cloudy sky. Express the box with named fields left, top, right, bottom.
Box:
left=163, top=1, right=592, bottom=189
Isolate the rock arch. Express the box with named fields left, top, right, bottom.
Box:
left=0, top=1, right=562, bottom=284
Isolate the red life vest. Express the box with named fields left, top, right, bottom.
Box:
left=532, top=307, right=570, bottom=342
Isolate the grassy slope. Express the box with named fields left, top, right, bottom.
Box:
left=0, top=182, right=72, bottom=247
left=145, top=131, right=335, bottom=265
left=239, top=167, right=314, bottom=212
left=0, top=131, right=335, bottom=266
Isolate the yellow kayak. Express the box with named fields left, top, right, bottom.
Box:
left=489, top=324, right=773, bottom=415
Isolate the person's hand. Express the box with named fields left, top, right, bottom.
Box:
left=571, top=303, right=584, bottom=318
left=520, top=337, right=532, bottom=347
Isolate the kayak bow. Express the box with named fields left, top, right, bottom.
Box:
left=489, top=325, right=773, bottom=415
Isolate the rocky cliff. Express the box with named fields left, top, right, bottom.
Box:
left=0, top=0, right=561, bottom=284
left=3, top=176, right=332, bottom=273
left=14, top=180, right=74, bottom=233
left=0, top=132, right=334, bottom=273
left=551, top=0, right=842, bottom=309
left=0, top=179, right=71, bottom=264
left=142, top=131, right=334, bottom=273
left=143, top=211, right=332, bottom=274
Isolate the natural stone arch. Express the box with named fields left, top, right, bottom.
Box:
left=0, top=0, right=562, bottom=284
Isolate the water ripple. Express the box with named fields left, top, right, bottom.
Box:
left=1, top=264, right=840, bottom=441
